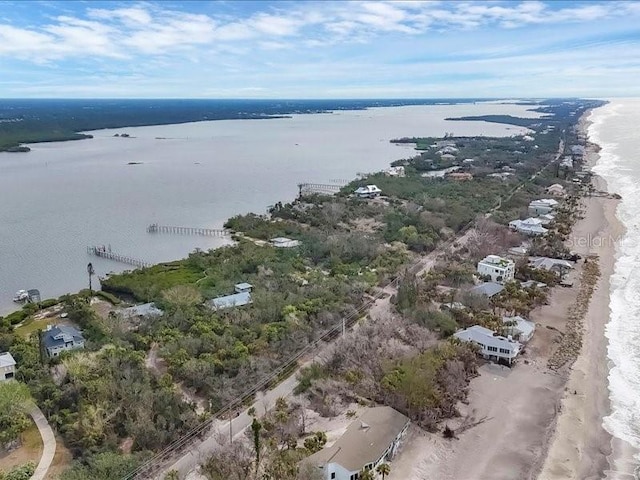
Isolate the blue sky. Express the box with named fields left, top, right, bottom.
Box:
left=1, top=0, right=639, bottom=98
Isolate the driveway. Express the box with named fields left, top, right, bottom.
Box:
left=30, top=406, right=56, bottom=480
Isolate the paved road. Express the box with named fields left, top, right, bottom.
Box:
left=30, top=406, right=56, bottom=480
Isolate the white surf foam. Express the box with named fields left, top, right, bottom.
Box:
left=590, top=100, right=640, bottom=469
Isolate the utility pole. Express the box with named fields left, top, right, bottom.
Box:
left=342, top=317, right=345, bottom=337
left=229, top=415, right=232, bottom=442
left=87, top=262, right=95, bottom=294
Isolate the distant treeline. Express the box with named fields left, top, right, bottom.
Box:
left=0, top=98, right=488, bottom=152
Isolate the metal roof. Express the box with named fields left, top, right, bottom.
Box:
left=0, top=352, right=16, bottom=368
left=207, top=291, right=252, bottom=310
left=42, top=325, right=84, bottom=349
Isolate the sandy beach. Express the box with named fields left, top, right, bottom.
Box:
left=389, top=113, right=633, bottom=480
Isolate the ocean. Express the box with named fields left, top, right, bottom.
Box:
left=590, top=98, right=640, bottom=473
left=0, top=102, right=540, bottom=315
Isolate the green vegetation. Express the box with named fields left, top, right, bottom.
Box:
left=0, top=462, right=36, bottom=480
left=0, top=382, right=34, bottom=448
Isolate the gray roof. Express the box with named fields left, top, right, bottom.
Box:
left=207, top=291, right=252, bottom=310
left=122, top=302, right=163, bottom=318
left=42, top=325, right=84, bottom=349
left=234, top=282, right=253, bottom=291
left=503, top=316, right=536, bottom=340
left=0, top=352, right=16, bottom=368
left=304, top=407, right=409, bottom=472
left=470, top=282, right=504, bottom=298
left=454, top=325, right=522, bottom=354
left=529, top=257, right=574, bottom=271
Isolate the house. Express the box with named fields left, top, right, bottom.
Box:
left=270, top=237, right=301, bottom=248
left=434, top=140, right=457, bottom=149
left=520, top=280, right=547, bottom=289
left=42, top=325, right=85, bottom=358
left=207, top=283, right=253, bottom=310
left=570, top=145, right=585, bottom=159
left=439, top=153, right=456, bottom=162
left=469, top=282, right=504, bottom=298
left=436, top=145, right=458, bottom=155
left=502, top=316, right=536, bottom=342
left=508, top=245, right=529, bottom=256
left=454, top=325, right=522, bottom=365
left=488, top=172, right=513, bottom=181
left=354, top=185, right=382, bottom=198
left=529, top=257, right=574, bottom=276
left=509, top=218, right=548, bottom=236
left=446, top=172, right=473, bottom=181
left=303, top=407, right=409, bottom=480
left=528, top=199, right=558, bottom=216
left=462, top=158, right=476, bottom=164
left=384, top=166, right=405, bottom=177
left=546, top=184, right=566, bottom=197
left=122, top=302, right=163, bottom=318
left=477, top=255, right=515, bottom=284
left=537, top=213, right=556, bottom=226
left=560, top=156, right=574, bottom=169
left=0, top=352, right=16, bottom=381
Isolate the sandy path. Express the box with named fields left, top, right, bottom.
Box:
left=30, top=406, right=56, bottom=480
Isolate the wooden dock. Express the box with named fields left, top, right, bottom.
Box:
left=147, top=224, right=230, bottom=237
left=87, top=246, right=151, bottom=269
left=297, top=182, right=345, bottom=197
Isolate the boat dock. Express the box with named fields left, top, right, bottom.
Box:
left=147, top=224, right=230, bottom=237
left=87, top=246, right=151, bottom=269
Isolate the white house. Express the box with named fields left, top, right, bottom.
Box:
left=454, top=325, right=522, bottom=365
left=509, top=218, right=548, bottom=236
left=0, top=352, right=16, bottom=381
left=270, top=237, right=301, bottom=248
left=502, top=316, right=536, bottom=342
left=354, top=185, right=382, bottom=198
left=122, top=302, right=163, bottom=319
left=528, top=198, right=558, bottom=216
left=384, top=166, right=405, bottom=177
left=477, top=255, right=515, bottom=284
left=546, top=184, right=566, bottom=197
left=207, top=283, right=253, bottom=311
left=303, top=407, right=410, bottom=480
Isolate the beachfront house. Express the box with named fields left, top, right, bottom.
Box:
left=269, top=237, right=301, bottom=248
left=454, top=325, right=522, bottom=365
left=502, top=316, right=536, bottom=342
left=528, top=199, right=559, bottom=216
left=207, top=283, right=253, bottom=311
left=477, top=255, right=515, bottom=284
left=469, top=282, right=504, bottom=298
left=303, top=406, right=410, bottom=480
left=43, top=325, right=85, bottom=358
left=354, top=185, right=382, bottom=198
left=529, top=257, right=574, bottom=277
left=121, top=302, right=164, bottom=319
left=545, top=184, right=566, bottom=197
left=509, top=218, right=548, bottom=236
left=0, top=352, right=16, bottom=381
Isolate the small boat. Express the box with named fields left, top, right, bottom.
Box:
left=13, top=289, right=29, bottom=302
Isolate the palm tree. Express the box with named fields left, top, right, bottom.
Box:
left=359, top=468, right=375, bottom=480
left=87, top=262, right=95, bottom=294
left=376, top=463, right=391, bottom=479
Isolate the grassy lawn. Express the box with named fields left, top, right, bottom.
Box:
left=0, top=420, right=43, bottom=472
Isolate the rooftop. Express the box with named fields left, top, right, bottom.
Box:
left=470, top=282, right=504, bottom=298
left=304, top=407, right=409, bottom=472
left=207, top=291, right=252, bottom=310
left=480, top=255, right=513, bottom=267
left=122, top=302, right=163, bottom=318
left=42, top=325, right=84, bottom=349
left=0, top=352, right=16, bottom=368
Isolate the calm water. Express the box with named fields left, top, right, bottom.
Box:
left=0, top=103, right=539, bottom=314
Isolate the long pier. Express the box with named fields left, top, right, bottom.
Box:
left=147, top=224, right=230, bottom=237
left=87, top=246, right=151, bottom=269
left=297, top=182, right=345, bottom=197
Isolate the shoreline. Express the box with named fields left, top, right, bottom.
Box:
left=538, top=110, right=638, bottom=479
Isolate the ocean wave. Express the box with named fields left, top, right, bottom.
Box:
left=590, top=100, right=640, bottom=466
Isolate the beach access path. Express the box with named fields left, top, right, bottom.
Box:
left=30, top=406, right=56, bottom=480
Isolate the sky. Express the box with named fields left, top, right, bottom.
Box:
left=0, top=0, right=639, bottom=99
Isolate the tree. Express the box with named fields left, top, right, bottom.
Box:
left=251, top=418, right=262, bottom=472
left=87, top=262, right=95, bottom=294
left=0, top=381, right=34, bottom=448
left=303, top=431, right=327, bottom=454
left=376, top=463, right=391, bottom=479
left=164, top=471, right=180, bottom=480
left=359, top=468, right=375, bottom=480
